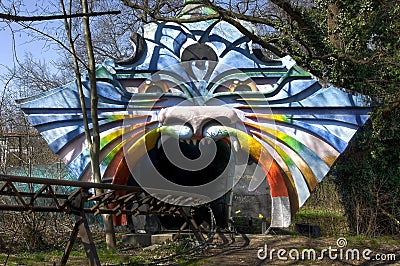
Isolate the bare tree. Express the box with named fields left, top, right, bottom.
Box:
left=59, top=0, right=117, bottom=248
left=1, top=0, right=131, bottom=249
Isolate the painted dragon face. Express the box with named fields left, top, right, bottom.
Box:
left=18, top=7, right=371, bottom=227
left=117, top=59, right=279, bottom=209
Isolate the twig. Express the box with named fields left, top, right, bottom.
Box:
left=0, top=10, right=121, bottom=22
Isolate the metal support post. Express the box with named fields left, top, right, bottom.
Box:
left=61, top=189, right=101, bottom=266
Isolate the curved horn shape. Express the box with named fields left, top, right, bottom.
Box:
left=116, top=32, right=146, bottom=65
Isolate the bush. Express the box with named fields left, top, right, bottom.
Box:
left=335, top=109, right=400, bottom=236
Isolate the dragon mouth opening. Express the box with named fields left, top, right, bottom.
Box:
left=133, top=137, right=233, bottom=187
left=124, top=126, right=271, bottom=203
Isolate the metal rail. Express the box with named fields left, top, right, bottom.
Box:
left=0, top=174, right=198, bottom=265
left=0, top=174, right=142, bottom=192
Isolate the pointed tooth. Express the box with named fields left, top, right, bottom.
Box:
left=157, top=138, right=162, bottom=149
left=199, top=138, right=206, bottom=146
left=157, top=135, right=172, bottom=149
left=233, top=139, right=240, bottom=152
left=158, top=136, right=171, bottom=149
left=185, top=139, right=190, bottom=145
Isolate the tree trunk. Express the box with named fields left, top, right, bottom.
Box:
left=60, top=0, right=116, bottom=249
left=327, top=3, right=344, bottom=50
left=81, top=0, right=116, bottom=249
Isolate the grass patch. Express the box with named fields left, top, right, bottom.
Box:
left=232, top=216, right=267, bottom=234
left=293, top=209, right=349, bottom=236
left=344, top=235, right=400, bottom=249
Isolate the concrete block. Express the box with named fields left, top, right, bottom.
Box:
left=295, top=223, right=321, bottom=237
left=151, top=233, right=173, bottom=244
left=121, top=233, right=151, bottom=248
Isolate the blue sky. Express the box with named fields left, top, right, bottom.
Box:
left=0, top=24, right=59, bottom=73
left=0, top=1, right=62, bottom=91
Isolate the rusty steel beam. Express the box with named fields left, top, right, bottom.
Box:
left=0, top=204, right=180, bottom=217
left=0, top=176, right=180, bottom=217
left=0, top=174, right=143, bottom=192
left=0, top=204, right=65, bottom=212
left=0, top=174, right=204, bottom=265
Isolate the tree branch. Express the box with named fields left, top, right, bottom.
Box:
left=314, top=51, right=384, bottom=64
left=156, top=13, right=219, bottom=22
left=214, top=11, right=285, bottom=57
left=210, top=3, right=280, bottom=28
left=0, top=10, right=121, bottom=22
left=121, top=0, right=285, bottom=57
left=269, top=0, right=311, bottom=30
left=59, top=0, right=91, bottom=149
left=15, top=21, right=87, bottom=68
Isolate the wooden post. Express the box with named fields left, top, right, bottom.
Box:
left=61, top=190, right=101, bottom=266
left=78, top=215, right=101, bottom=266
left=61, top=219, right=81, bottom=266
left=178, top=208, right=206, bottom=242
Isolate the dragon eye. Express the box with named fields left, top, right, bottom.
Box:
left=144, top=85, right=164, bottom=93
left=228, top=80, right=257, bottom=92
left=138, top=80, right=186, bottom=95
left=139, top=80, right=168, bottom=94
left=212, top=79, right=258, bottom=94
left=232, top=84, right=252, bottom=92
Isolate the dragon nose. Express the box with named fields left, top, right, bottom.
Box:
left=158, top=106, right=238, bottom=138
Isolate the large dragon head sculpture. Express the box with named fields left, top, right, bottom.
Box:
left=18, top=1, right=371, bottom=227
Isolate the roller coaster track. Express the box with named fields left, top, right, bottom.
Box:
left=0, top=174, right=205, bottom=265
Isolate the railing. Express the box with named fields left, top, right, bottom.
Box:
left=0, top=174, right=203, bottom=265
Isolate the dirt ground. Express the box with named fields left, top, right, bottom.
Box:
left=188, top=234, right=400, bottom=266
left=1, top=232, right=399, bottom=265
left=133, top=233, right=398, bottom=266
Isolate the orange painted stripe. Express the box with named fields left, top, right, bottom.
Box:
left=113, top=128, right=161, bottom=186
left=234, top=129, right=289, bottom=198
